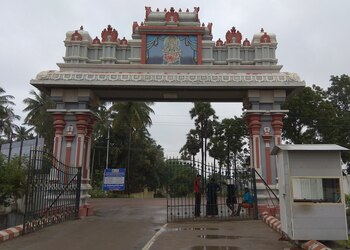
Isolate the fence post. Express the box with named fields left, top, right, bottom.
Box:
left=252, top=168, right=259, bottom=220
left=75, top=167, right=82, bottom=218
left=23, top=149, right=34, bottom=235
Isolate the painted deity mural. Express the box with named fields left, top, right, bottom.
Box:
left=146, top=35, right=197, bottom=64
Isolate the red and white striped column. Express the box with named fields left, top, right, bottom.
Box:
left=53, top=114, right=66, bottom=161
left=262, top=127, right=272, bottom=184
left=245, top=113, right=262, bottom=175
left=271, top=113, right=284, bottom=146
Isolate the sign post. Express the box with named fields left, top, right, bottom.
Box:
left=103, top=168, right=126, bottom=191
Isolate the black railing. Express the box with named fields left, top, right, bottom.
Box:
left=253, top=168, right=279, bottom=217
left=166, top=158, right=258, bottom=222
left=23, top=149, right=81, bottom=234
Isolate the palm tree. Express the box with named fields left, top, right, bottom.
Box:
left=110, top=102, right=154, bottom=131
left=208, top=122, right=226, bottom=175
left=180, top=129, right=200, bottom=165
left=189, top=102, right=217, bottom=177
left=0, top=107, right=20, bottom=142
left=0, top=87, right=20, bottom=142
left=14, top=126, right=33, bottom=141
left=218, top=117, right=248, bottom=176
left=110, top=102, right=154, bottom=193
left=13, top=126, right=34, bottom=159
left=0, top=87, right=15, bottom=108
left=23, top=90, right=55, bottom=150
left=91, top=104, right=114, bottom=170
left=93, top=104, right=112, bottom=142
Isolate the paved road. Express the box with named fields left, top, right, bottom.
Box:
left=1, top=198, right=300, bottom=250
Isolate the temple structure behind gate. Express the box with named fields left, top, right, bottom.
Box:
left=30, top=6, right=305, bottom=216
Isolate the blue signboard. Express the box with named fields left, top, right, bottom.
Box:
left=103, top=168, right=126, bottom=191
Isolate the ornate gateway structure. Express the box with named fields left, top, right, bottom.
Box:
left=31, top=7, right=305, bottom=216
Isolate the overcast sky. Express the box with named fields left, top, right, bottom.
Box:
left=1, top=0, right=349, bottom=157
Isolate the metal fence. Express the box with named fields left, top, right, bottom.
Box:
left=165, top=158, right=258, bottom=222
left=0, top=137, right=44, bottom=162
left=23, top=149, right=81, bottom=234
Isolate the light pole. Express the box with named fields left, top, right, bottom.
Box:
left=105, top=123, right=111, bottom=169
left=0, top=119, right=3, bottom=152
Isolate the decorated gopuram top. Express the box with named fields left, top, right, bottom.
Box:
left=31, top=6, right=304, bottom=104
left=63, top=6, right=278, bottom=66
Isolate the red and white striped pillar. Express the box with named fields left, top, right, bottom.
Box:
left=53, top=114, right=66, bottom=161
left=245, top=113, right=262, bottom=175
left=271, top=113, right=284, bottom=146
left=74, top=114, right=89, bottom=175
left=262, top=127, right=272, bottom=184
left=63, top=126, right=75, bottom=184
left=84, top=117, right=96, bottom=181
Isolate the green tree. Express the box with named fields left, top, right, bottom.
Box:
left=282, top=77, right=350, bottom=164
left=282, top=85, right=338, bottom=144
left=91, top=104, right=113, bottom=170
left=13, top=126, right=34, bottom=159
left=111, top=102, right=154, bottom=131
left=13, top=126, right=34, bottom=141
left=179, top=129, right=200, bottom=164
left=327, top=75, right=350, bottom=163
left=109, top=102, right=155, bottom=193
left=209, top=121, right=227, bottom=175
left=210, top=117, right=248, bottom=176
left=0, top=155, right=27, bottom=208
left=23, top=90, right=55, bottom=151
left=327, top=75, right=350, bottom=112
left=165, top=159, right=197, bottom=197
left=0, top=87, right=20, bottom=142
left=189, top=102, right=217, bottom=176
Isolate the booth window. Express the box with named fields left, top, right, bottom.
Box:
left=292, top=177, right=341, bottom=203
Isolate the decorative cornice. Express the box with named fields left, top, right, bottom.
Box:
left=35, top=71, right=302, bottom=84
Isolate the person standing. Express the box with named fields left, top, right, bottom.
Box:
left=194, top=174, right=202, bottom=217
left=224, top=178, right=237, bottom=216
left=206, top=178, right=220, bottom=217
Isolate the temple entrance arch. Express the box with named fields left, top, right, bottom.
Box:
left=30, top=6, right=305, bottom=217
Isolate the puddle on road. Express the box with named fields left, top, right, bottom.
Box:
left=165, top=227, right=219, bottom=232
left=185, top=246, right=240, bottom=250
left=198, top=235, right=242, bottom=240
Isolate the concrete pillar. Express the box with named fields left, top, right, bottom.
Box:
left=262, top=127, right=272, bottom=184
left=272, top=113, right=284, bottom=145
left=53, top=114, right=66, bottom=161
left=245, top=113, right=262, bottom=175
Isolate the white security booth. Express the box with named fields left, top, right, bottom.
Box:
left=271, top=144, right=348, bottom=240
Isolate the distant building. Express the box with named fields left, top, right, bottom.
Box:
left=0, top=138, right=44, bottom=161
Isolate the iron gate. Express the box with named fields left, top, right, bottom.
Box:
left=166, top=158, right=258, bottom=222
left=23, top=149, right=81, bottom=234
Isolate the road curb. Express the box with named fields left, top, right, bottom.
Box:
left=0, top=225, right=23, bottom=243
left=261, top=211, right=283, bottom=235
left=261, top=212, right=332, bottom=250
left=301, top=239, right=332, bottom=250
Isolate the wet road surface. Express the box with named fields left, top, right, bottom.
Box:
left=1, top=198, right=301, bottom=250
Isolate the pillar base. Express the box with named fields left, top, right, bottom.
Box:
left=258, top=204, right=280, bottom=218
left=79, top=204, right=94, bottom=218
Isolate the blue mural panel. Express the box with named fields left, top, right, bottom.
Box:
left=146, top=35, right=197, bottom=64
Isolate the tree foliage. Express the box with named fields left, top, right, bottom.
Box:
left=189, top=102, right=217, bottom=175
left=179, top=129, right=200, bottom=160
left=0, top=87, right=20, bottom=142
left=0, top=156, right=27, bottom=206
left=91, top=102, right=165, bottom=194
left=165, top=159, right=197, bottom=197
left=282, top=75, right=350, bottom=164
left=23, top=90, right=55, bottom=150
left=209, top=117, right=248, bottom=175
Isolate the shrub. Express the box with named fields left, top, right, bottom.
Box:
left=0, top=156, right=27, bottom=207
